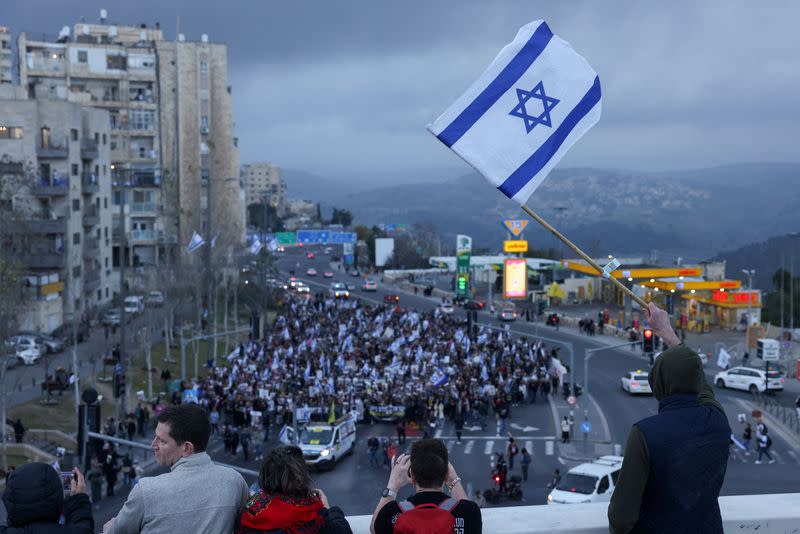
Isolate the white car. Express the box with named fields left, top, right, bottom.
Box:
left=548, top=456, right=622, bottom=505
left=146, top=291, right=164, bottom=307
left=498, top=306, right=518, bottom=322
left=437, top=302, right=454, bottom=315
left=329, top=282, right=350, bottom=299
left=362, top=280, right=378, bottom=292
left=124, top=295, right=145, bottom=315
left=714, top=366, right=784, bottom=394
left=16, top=344, right=43, bottom=365
left=296, top=283, right=311, bottom=294
left=621, top=370, right=652, bottom=395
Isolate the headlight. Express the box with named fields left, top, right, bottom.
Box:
left=547, top=494, right=553, bottom=504
left=319, top=449, right=330, bottom=457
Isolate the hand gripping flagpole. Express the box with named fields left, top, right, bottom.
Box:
left=519, top=204, right=648, bottom=308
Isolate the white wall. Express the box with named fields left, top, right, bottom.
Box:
left=375, top=238, right=394, bottom=268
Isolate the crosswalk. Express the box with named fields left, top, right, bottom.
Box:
left=728, top=446, right=800, bottom=465
left=422, top=437, right=558, bottom=458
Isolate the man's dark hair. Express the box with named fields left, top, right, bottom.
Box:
left=156, top=404, right=211, bottom=452
left=410, top=439, right=448, bottom=489
left=258, top=446, right=313, bottom=498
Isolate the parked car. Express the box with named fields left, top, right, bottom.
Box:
left=16, top=332, right=64, bottom=354
left=102, top=309, right=122, bottom=327
left=51, top=322, right=89, bottom=345
left=124, top=295, right=145, bottom=315
left=4, top=339, right=43, bottom=366
left=7, top=335, right=46, bottom=356
left=384, top=294, right=400, bottom=304
left=146, top=291, right=165, bottom=307
left=714, top=366, right=785, bottom=394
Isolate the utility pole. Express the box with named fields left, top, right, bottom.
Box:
left=117, top=168, right=128, bottom=418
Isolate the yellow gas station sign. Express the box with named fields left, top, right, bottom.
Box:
left=504, top=240, right=528, bottom=253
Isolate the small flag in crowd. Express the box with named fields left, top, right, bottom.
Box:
left=210, top=233, right=219, bottom=248
left=430, top=368, right=448, bottom=387
left=249, top=238, right=263, bottom=255
left=428, top=20, right=601, bottom=205
left=187, top=231, right=205, bottom=253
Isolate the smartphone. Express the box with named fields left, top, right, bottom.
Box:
left=61, top=471, right=76, bottom=490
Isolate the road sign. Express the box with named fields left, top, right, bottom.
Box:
left=581, top=421, right=592, bottom=433
left=295, top=230, right=355, bottom=245
left=503, top=219, right=528, bottom=237
left=275, top=232, right=296, bottom=245
left=757, top=339, right=780, bottom=361
left=504, top=240, right=528, bottom=253
left=567, top=395, right=577, bottom=405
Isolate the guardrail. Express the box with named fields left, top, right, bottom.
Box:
left=751, top=391, right=800, bottom=434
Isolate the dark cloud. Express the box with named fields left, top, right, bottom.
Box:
left=4, top=1, right=799, bottom=179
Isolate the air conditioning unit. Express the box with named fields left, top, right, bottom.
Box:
left=200, top=127, right=209, bottom=135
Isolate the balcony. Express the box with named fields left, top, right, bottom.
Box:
left=81, top=172, right=100, bottom=194
left=131, top=201, right=156, bottom=214
left=83, top=268, right=101, bottom=292
left=83, top=237, right=99, bottom=260
left=25, top=54, right=65, bottom=74
left=130, top=229, right=157, bottom=242
left=36, top=139, right=69, bottom=159
left=81, top=139, right=99, bottom=160
left=20, top=251, right=66, bottom=270
left=82, top=205, right=99, bottom=227
left=0, top=161, right=24, bottom=175
left=33, top=176, right=70, bottom=197
left=112, top=169, right=161, bottom=187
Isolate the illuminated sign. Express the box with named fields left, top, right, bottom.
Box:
left=503, top=240, right=528, bottom=253
left=503, top=258, right=527, bottom=299
left=503, top=219, right=529, bottom=237
left=711, top=290, right=760, bottom=306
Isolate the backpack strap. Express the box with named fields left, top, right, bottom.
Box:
left=438, top=498, right=458, bottom=512
left=397, top=500, right=415, bottom=513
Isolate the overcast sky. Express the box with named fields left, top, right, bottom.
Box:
left=4, top=1, right=799, bottom=181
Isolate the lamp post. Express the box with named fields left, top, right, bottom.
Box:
left=741, top=269, right=755, bottom=336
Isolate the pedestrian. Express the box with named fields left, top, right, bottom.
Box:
left=12, top=418, right=25, bottom=443
left=474, top=490, right=486, bottom=508
left=231, top=427, right=240, bottom=457
left=238, top=446, right=352, bottom=533
left=742, top=351, right=749, bottom=365
left=560, top=416, right=571, bottom=444
left=755, top=430, right=775, bottom=464
left=548, top=469, right=561, bottom=490
left=241, top=427, right=252, bottom=462
left=102, top=448, right=119, bottom=497
left=396, top=417, right=406, bottom=445
left=209, top=408, right=220, bottom=435
left=520, top=448, right=531, bottom=482
left=507, top=437, right=518, bottom=470
left=609, top=302, right=730, bottom=534
left=103, top=404, right=250, bottom=533
left=121, top=453, right=133, bottom=487
left=454, top=413, right=464, bottom=445
left=795, top=394, right=800, bottom=422
left=741, top=422, right=752, bottom=455
left=371, top=440, right=481, bottom=534
left=2, top=463, right=93, bottom=533
left=368, top=435, right=380, bottom=468
left=223, top=425, right=233, bottom=454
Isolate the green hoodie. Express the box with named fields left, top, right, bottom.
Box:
left=608, top=344, right=724, bottom=534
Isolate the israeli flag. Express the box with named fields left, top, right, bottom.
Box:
left=210, top=233, right=219, bottom=248
left=268, top=239, right=279, bottom=252
left=428, top=20, right=601, bottom=205
left=187, top=231, right=205, bottom=253
left=430, top=368, right=448, bottom=387
left=249, top=238, right=263, bottom=255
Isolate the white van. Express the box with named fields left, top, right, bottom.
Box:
left=280, top=415, right=356, bottom=470
left=547, top=455, right=623, bottom=504
left=123, top=295, right=145, bottom=315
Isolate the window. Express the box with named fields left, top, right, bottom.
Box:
left=72, top=199, right=80, bottom=212
left=102, top=133, right=107, bottom=145
left=78, top=50, right=88, bottom=63
left=200, top=115, right=208, bottom=128
left=200, top=60, right=208, bottom=74
left=104, top=197, right=108, bottom=209
left=611, top=470, right=620, bottom=486
left=97, top=289, right=102, bottom=301
left=94, top=132, right=99, bottom=143
left=106, top=54, right=127, bottom=70
left=105, top=257, right=109, bottom=268
left=104, top=227, right=108, bottom=238
left=71, top=129, right=78, bottom=141
left=0, top=126, right=23, bottom=139
left=73, top=266, right=81, bottom=278
left=72, top=232, right=81, bottom=245
left=105, top=287, right=109, bottom=298
left=130, top=109, right=155, bottom=130
left=71, top=164, right=79, bottom=176
left=597, top=475, right=610, bottom=494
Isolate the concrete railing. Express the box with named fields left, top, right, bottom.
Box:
left=27, top=428, right=77, bottom=450
left=345, top=493, right=800, bottom=533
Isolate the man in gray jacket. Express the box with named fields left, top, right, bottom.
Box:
left=103, top=403, right=250, bottom=533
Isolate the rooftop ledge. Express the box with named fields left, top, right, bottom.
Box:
left=346, top=493, right=800, bottom=533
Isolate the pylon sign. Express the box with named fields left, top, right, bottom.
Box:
left=503, top=219, right=528, bottom=237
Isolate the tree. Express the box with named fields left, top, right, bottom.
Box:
left=329, top=208, right=353, bottom=227
left=247, top=202, right=285, bottom=232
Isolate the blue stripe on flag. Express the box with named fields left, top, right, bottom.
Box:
left=437, top=22, right=553, bottom=148
left=499, top=76, right=601, bottom=198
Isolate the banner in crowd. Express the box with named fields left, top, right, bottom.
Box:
left=368, top=404, right=406, bottom=422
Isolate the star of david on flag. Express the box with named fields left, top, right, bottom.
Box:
left=428, top=20, right=601, bottom=205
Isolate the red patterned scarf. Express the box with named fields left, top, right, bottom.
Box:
left=238, top=490, right=324, bottom=534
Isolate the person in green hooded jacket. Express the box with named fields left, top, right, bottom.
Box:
left=608, top=303, right=730, bottom=534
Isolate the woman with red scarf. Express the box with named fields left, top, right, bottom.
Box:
left=238, top=446, right=352, bottom=534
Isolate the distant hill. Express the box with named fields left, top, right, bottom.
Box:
left=712, top=233, right=800, bottom=291
left=282, top=163, right=800, bottom=259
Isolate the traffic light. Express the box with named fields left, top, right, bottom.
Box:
left=643, top=328, right=655, bottom=353
left=456, top=273, right=468, bottom=293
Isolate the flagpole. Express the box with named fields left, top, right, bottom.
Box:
left=519, top=204, right=648, bottom=308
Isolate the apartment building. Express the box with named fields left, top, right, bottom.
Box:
left=0, top=27, right=11, bottom=84
left=16, top=12, right=244, bottom=285
left=0, top=84, right=113, bottom=332
left=242, top=162, right=286, bottom=216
